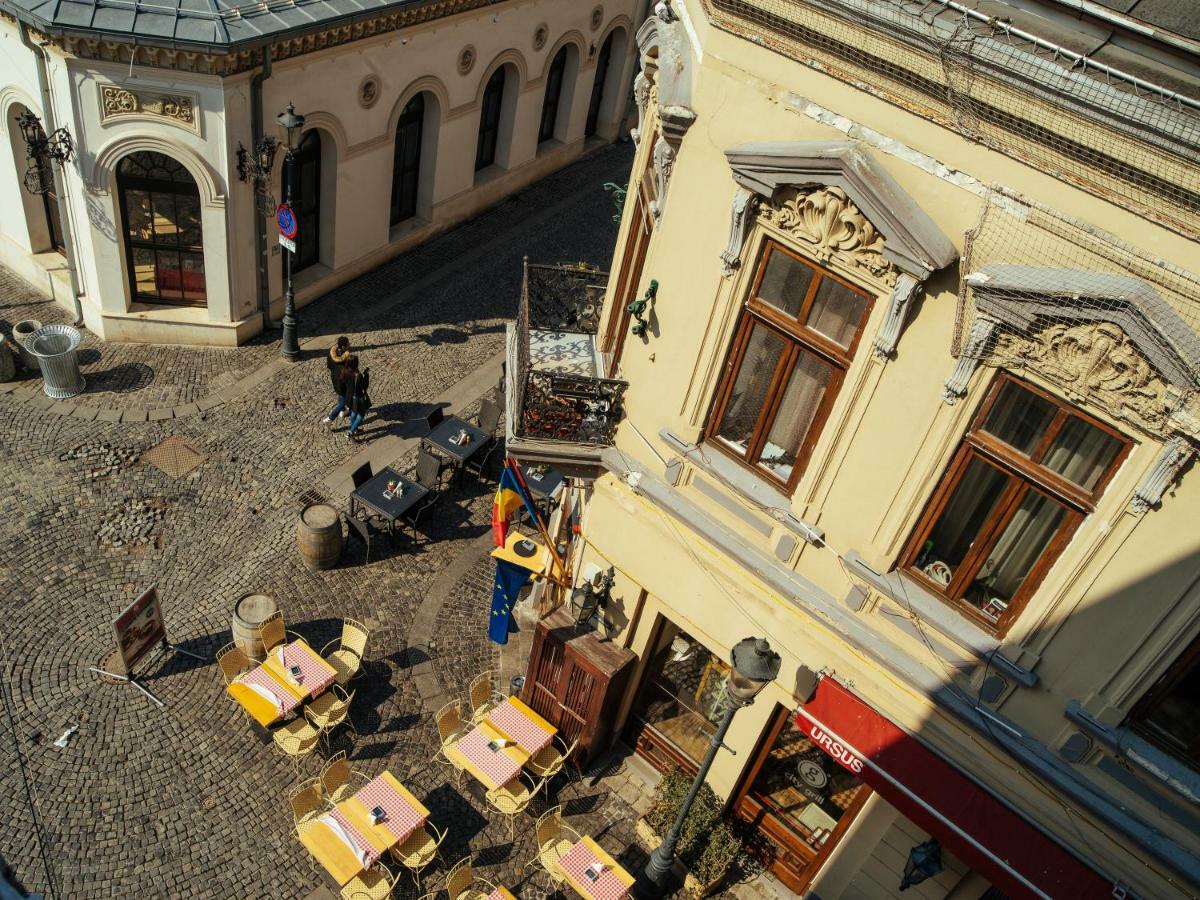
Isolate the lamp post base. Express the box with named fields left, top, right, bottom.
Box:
left=632, top=842, right=676, bottom=899
left=280, top=312, right=299, bottom=361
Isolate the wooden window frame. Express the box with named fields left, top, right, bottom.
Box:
left=389, top=93, right=424, bottom=226
left=1127, top=635, right=1200, bottom=766
left=899, top=373, right=1131, bottom=636
left=703, top=240, right=874, bottom=495
left=475, top=68, right=505, bottom=171
left=538, top=48, right=568, bottom=145
left=602, top=148, right=657, bottom=376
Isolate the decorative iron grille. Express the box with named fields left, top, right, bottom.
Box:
left=526, top=261, right=607, bottom=334
left=521, top=371, right=628, bottom=445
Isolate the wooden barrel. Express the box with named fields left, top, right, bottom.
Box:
left=297, top=503, right=342, bottom=571
left=232, top=593, right=277, bottom=661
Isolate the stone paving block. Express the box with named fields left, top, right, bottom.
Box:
left=70, top=405, right=101, bottom=421
left=148, top=408, right=174, bottom=421
left=95, top=407, right=123, bottom=422
left=120, top=407, right=149, bottom=422
left=173, top=403, right=201, bottom=418
left=50, top=402, right=77, bottom=416
left=196, top=395, right=224, bottom=411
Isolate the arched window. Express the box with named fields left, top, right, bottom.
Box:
left=287, top=130, right=322, bottom=272
left=476, top=68, right=506, bottom=171
left=391, top=94, right=425, bottom=225
left=117, top=151, right=205, bottom=305
left=539, top=48, right=568, bottom=144
left=586, top=33, right=615, bottom=137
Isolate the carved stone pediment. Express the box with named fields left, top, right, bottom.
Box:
left=759, top=186, right=896, bottom=288
left=99, top=84, right=198, bottom=134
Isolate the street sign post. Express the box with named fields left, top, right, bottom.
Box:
left=278, top=234, right=296, bottom=252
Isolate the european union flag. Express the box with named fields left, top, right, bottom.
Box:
left=490, top=558, right=532, bottom=645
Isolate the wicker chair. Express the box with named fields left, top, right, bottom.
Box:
left=273, top=718, right=321, bottom=777
left=289, top=778, right=325, bottom=827
left=434, top=700, right=469, bottom=784
left=467, top=670, right=505, bottom=724
left=340, top=860, right=400, bottom=900
left=444, top=856, right=497, bottom=900
left=305, top=684, right=357, bottom=749
left=486, top=771, right=542, bottom=841
left=526, top=735, right=580, bottom=796
left=215, top=642, right=252, bottom=685
left=523, top=805, right=581, bottom=887
left=388, top=821, right=447, bottom=888
left=320, top=751, right=365, bottom=805
left=321, top=618, right=369, bottom=686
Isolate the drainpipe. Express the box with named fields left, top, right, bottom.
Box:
left=250, top=45, right=273, bottom=325
left=19, top=22, right=84, bottom=327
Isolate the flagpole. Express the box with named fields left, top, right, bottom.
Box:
left=508, top=458, right=569, bottom=587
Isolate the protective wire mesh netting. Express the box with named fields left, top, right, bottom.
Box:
left=954, top=187, right=1200, bottom=435
left=701, top=0, right=1200, bottom=237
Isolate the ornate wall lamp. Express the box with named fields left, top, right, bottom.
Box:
left=570, top=564, right=616, bottom=629
left=628, top=279, right=658, bottom=337
left=16, top=110, right=74, bottom=195
left=236, top=135, right=279, bottom=213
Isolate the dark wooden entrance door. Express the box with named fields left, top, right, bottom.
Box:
left=288, top=130, right=321, bottom=272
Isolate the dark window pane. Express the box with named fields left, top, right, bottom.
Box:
left=632, top=629, right=729, bottom=765
left=586, top=33, right=613, bottom=136
left=716, top=323, right=788, bottom=457
left=477, top=68, right=505, bottom=170
left=760, top=351, right=834, bottom=482
left=806, top=277, right=868, bottom=348
left=156, top=251, right=183, bottom=299
left=132, top=247, right=158, bottom=298
left=125, top=190, right=153, bottom=241
left=962, top=490, right=1066, bottom=623
left=981, top=380, right=1057, bottom=456
left=150, top=193, right=179, bottom=245
left=1043, top=416, right=1124, bottom=490
left=757, top=251, right=814, bottom=319
left=539, top=49, right=567, bottom=143
left=1140, top=665, right=1200, bottom=763
left=179, top=254, right=206, bottom=301
left=914, top=456, right=1012, bottom=587
left=175, top=194, right=202, bottom=248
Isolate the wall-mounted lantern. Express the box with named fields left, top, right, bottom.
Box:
left=236, top=135, right=279, bottom=213
left=628, top=279, right=658, bottom=337
left=900, top=839, right=943, bottom=891
left=16, top=110, right=74, bottom=195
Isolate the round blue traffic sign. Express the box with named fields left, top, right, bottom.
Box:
left=276, top=203, right=298, bottom=239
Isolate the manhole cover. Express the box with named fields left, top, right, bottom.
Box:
left=93, top=650, right=127, bottom=684
left=143, top=436, right=205, bottom=478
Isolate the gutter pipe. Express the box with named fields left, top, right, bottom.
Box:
left=19, top=22, right=84, bottom=327
left=250, top=45, right=273, bottom=326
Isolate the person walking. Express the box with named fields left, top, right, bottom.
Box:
left=321, top=336, right=351, bottom=425
left=342, top=355, right=371, bottom=440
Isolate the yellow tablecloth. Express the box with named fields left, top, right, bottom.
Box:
left=560, top=837, right=635, bottom=900
left=445, top=721, right=531, bottom=790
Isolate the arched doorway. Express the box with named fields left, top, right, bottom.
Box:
left=476, top=67, right=507, bottom=171
left=117, top=150, right=206, bottom=306
left=539, top=47, right=569, bottom=144
left=390, top=94, right=424, bottom=225
left=586, top=33, right=616, bottom=137
left=287, top=130, right=322, bottom=273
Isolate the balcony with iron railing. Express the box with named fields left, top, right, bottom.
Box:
left=505, top=260, right=628, bottom=473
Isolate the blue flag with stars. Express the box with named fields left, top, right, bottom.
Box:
left=490, top=558, right=532, bottom=645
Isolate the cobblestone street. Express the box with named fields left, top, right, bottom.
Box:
left=0, top=144, right=672, bottom=899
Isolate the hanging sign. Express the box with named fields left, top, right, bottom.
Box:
left=112, top=586, right=166, bottom=675
left=276, top=203, right=298, bottom=239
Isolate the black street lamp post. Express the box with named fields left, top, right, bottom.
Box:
left=276, top=101, right=305, bottom=361
left=633, top=637, right=782, bottom=899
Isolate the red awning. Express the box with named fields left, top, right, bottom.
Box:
left=794, top=677, right=1114, bottom=900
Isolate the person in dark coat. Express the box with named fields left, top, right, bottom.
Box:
left=342, top=355, right=371, bottom=439
left=322, top=337, right=351, bottom=424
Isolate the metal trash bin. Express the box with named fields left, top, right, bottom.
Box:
left=12, top=319, right=42, bottom=372
left=28, top=324, right=84, bottom=399
left=509, top=675, right=525, bottom=697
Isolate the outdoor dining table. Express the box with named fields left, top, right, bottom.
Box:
left=556, top=836, right=635, bottom=900
left=226, top=638, right=337, bottom=728
left=445, top=720, right=530, bottom=791
left=484, top=696, right=556, bottom=756
left=520, top=463, right=564, bottom=520
left=349, top=466, right=429, bottom=536
left=299, top=771, right=429, bottom=886
left=422, top=415, right=489, bottom=475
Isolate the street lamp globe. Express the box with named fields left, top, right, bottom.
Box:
left=727, top=637, right=782, bottom=706
left=276, top=101, right=305, bottom=150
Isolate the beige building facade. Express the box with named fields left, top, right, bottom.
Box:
left=1, top=0, right=641, bottom=345
left=508, top=0, right=1200, bottom=897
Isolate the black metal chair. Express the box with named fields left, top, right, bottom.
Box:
left=465, top=398, right=504, bottom=482
left=351, top=462, right=373, bottom=489
left=344, top=513, right=385, bottom=564
left=402, top=450, right=447, bottom=539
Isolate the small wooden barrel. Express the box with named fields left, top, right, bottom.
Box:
left=232, top=592, right=277, bottom=661
left=297, top=503, right=342, bottom=571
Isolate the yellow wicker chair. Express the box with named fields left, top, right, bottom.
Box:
left=444, top=856, right=497, bottom=900
left=467, top=670, right=505, bottom=724
left=305, top=684, right=357, bottom=749
left=340, top=860, right=399, bottom=900
left=486, top=771, right=542, bottom=841
left=527, top=736, right=580, bottom=796
left=215, top=642, right=252, bottom=685
left=273, top=717, right=321, bottom=777
left=523, top=805, right=581, bottom=886
left=320, top=750, right=366, bottom=805
left=321, top=618, right=369, bottom=686
left=289, top=778, right=325, bottom=827
left=434, top=699, right=468, bottom=784
left=258, top=611, right=287, bottom=654
left=388, top=821, right=446, bottom=888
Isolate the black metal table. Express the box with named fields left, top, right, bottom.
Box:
left=422, top=415, right=489, bottom=472
left=521, top=463, right=564, bottom=501
left=349, top=466, right=428, bottom=534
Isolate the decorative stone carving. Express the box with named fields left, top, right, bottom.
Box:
left=759, top=187, right=895, bottom=286
left=1129, top=436, right=1194, bottom=514
left=872, top=273, right=921, bottom=360
left=653, top=0, right=676, bottom=23
left=358, top=75, right=381, bottom=108
left=590, top=4, right=605, bottom=30
left=650, top=135, right=675, bottom=223
left=533, top=23, right=548, bottom=51
left=99, top=85, right=197, bottom=132
left=457, top=44, right=476, bottom=75
left=942, top=315, right=999, bottom=403
left=719, top=189, right=759, bottom=277
left=631, top=72, right=651, bottom=145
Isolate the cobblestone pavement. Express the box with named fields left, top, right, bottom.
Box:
left=0, top=144, right=674, bottom=900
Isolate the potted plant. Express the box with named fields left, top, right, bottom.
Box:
left=636, top=769, right=742, bottom=897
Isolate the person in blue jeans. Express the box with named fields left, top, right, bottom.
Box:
left=342, top=356, right=371, bottom=439
left=321, top=336, right=351, bottom=425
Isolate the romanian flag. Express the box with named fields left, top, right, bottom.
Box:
left=492, top=463, right=537, bottom=546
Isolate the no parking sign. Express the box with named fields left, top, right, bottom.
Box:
left=276, top=203, right=298, bottom=252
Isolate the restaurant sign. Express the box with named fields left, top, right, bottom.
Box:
left=112, top=586, right=166, bottom=675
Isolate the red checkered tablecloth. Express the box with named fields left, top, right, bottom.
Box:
left=354, top=775, right=425, bottom=843
left=277, top=641, right=336, bottom=698
left=240, top=667, right=301, bottom=717
left=558, top=841, right=629, bottom=900
left=328, top=808, right=382, bottom=867
left=455, top=728, right=522, bottom=788
left=486, top=699, right=554, bottom=754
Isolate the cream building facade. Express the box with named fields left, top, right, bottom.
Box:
left=0, top=0, right=641, bottom=345
left=507, top=0, right=1200, bottom=897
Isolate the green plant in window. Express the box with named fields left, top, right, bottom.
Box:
left=643, top=768, right=742, bottom=895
